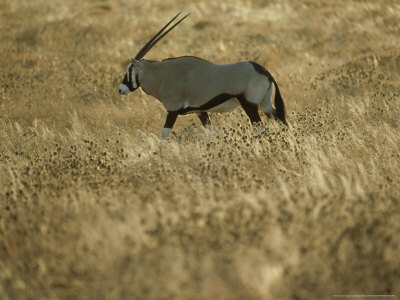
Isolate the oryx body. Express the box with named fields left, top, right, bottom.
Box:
left=119, top=13, right=289, bottom=138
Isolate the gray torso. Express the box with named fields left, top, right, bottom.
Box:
left=139, top=57, right=256, bottom=112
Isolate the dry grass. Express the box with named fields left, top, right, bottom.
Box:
left=1, top=0, right=400, bottom=299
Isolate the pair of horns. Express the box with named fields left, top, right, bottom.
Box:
left=134, top=12, right=190, bottom=60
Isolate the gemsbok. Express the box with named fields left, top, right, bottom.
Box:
left=119, top=12, right=289, bottom=138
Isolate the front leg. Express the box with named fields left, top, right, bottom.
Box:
left=197, top=112, right=212, bottom=127
left=162, top=111, right=178, bottom=139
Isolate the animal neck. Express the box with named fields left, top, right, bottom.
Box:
left=138, top=60, right=164, bottom=100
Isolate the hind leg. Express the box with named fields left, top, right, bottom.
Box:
left=237, top=96, right=262, bottom=124
left=260, top=82, right=276, bottom=118
left=197, top=112, right=212, bottom=127
left=162, top=111, right=179, bottom=139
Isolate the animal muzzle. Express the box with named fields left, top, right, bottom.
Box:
left=119, top=84, right=130, bottom=95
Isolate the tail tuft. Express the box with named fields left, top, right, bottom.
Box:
left=273, top=83, right=289, bottom=127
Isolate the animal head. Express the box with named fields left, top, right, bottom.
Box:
left=119, top=12, right=190, bottom=95
left=119, top=58, right=140, bottom=95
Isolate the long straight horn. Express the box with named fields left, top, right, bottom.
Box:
left=134, top=12, right=190, bottom=60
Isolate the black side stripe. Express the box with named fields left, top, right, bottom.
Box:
left=176, top=62, right=276, bottom=115
left=176, top=93, right=235, bottom=114
left=176, top=93, right=261, bottom=124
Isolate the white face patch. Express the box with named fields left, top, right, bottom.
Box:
left=127, top=63, right=138, bottom=89
left=119, top=84, right=130, bottom=95
left=132, top=75, right=138, bottom=89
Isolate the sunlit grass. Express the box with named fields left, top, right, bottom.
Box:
left=1, top=0, right=400, bottom=299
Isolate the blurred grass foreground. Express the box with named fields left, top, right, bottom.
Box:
left=1, top=0, right=400, bottom=299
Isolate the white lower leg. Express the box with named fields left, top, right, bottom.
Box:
left=162, top=128, right=171, bottom=139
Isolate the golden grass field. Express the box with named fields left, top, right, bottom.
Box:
left=1, top=0, right=400, bottom=299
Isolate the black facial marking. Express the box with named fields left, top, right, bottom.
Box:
left=122, top=64, right=139, bottom=92
left=135, top=73, right=139, bottom=87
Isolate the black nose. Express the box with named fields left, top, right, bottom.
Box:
left=119, top=88, right=122, bottom=94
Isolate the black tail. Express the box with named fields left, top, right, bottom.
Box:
left=249, top=62, right=289, bottom=127
left=272, top=82, right=289, bottom=127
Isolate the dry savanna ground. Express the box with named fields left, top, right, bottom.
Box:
left=1, top=0, right=400, bottom=299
